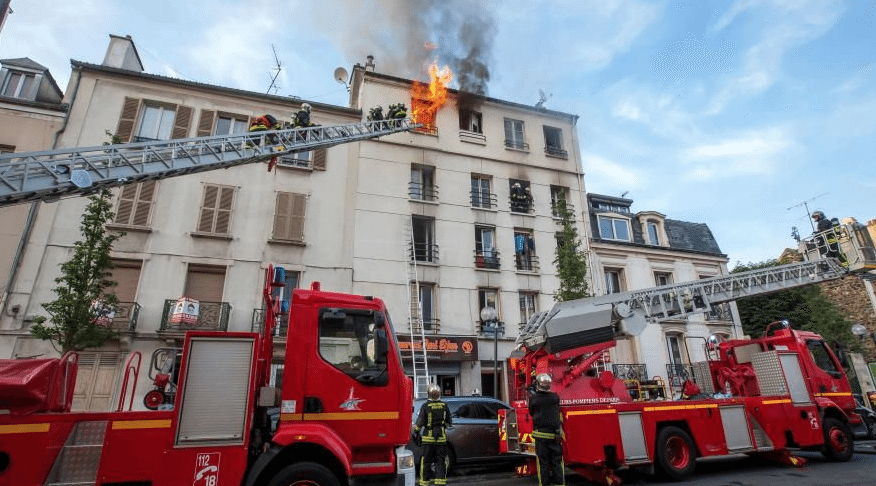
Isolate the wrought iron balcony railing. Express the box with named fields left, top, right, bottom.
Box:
left=551, top=201, right=575, bottom=218
left=544, top=146, right=568, bottom=159
left=705, top=302, right=733, bottom=321
left=470, top=190, right=497, bottom=209
left=251, top=308, right=289, bottom=337
left=612, top=363, right=648, bottom=381
left=479, top=320, right=505, bottom=338
left=474, top=248, right=501, bottom=269
left=108, top=302, right=140, bottom=333
left=514, top=253, right=539, bottom=273
left=409, top=242, right=440, bottom=264
left=409, top=181, right=439, bottom=202
left=504, top=139, right=529, bottom=151
left=160, top=299, right=232, bottom=332
left=510, top=198, right=535, bottom=214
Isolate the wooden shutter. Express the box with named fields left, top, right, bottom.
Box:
left=273, top=192, right=307, bottom=241
left=273, top=192, right=291, bottom=240
left=289, top=193, right=306, bottom=241
left=184, top=264, right=226, bottom=302
left=71, top=352, right=121, bottom=412
left=197, top=110, right=216, bottom=137
left=312, top=148, right=327, bottom=170
left=172, top=105, right=194, bottom=139
left=114, top=185, right=138, bottom=224
left=198, top=184, right=234, bottom=234
left=132, top=181, right=156, bottom=226
left=109, top=260, right=142, bottom=302
left=115, top=97, right=141, bottom=142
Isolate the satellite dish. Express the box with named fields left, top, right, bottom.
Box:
left=334, top=67, right=349, bottom=85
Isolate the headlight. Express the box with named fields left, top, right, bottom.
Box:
left=396, top=447, right=415, bottom=470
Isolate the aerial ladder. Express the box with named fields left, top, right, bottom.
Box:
left=0, top=119, right=420, bottom=207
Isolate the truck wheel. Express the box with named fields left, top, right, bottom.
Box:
left=266, top=462, right=340, bottom=486
left=821, top=417, right=854, bottom=462
left=655, top=426, right=696, bottom=481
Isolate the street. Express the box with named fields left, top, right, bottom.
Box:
left=452, top=439, right=876, bottom=486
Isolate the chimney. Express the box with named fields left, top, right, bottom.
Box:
left=365, top=55, right=375, bottom=72
left=103, top=34, right=144, bottom=72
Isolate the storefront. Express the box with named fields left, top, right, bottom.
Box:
left=399, top=335, right=478, bottom=397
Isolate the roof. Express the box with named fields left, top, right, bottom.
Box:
left=0, top=57, right=49, bottom=71
left=69, top=60, right=362, bottom=117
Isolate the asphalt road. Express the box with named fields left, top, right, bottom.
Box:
left=452, top=439, right=876, bottom=486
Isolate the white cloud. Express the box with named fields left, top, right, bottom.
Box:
left=681, top=127, right=794, bottom=180
left=582, top=153, right=643, bottom=190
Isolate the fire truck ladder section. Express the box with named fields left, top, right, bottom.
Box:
left=0, top=119, right=421, bottom=207
left=519, top=258, right=851, bottom=353
left=405, top=224, right=430, bottom=399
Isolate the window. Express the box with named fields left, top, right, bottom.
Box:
left=319, top=307, right=389, bottom=386
left=108, top=259, right=142, bottom=303
left=550, top=186, right=570, bottom=217
left=475, top=226, right=498, bottom=269
left=411, top=98, right=437, bottom=133
left=197, top=184, right=235, bottom=235
left=410, top=165, right=436, bottom=201
left=604, top=268, right=624, bottom=294
left=113, top=181, right=156, bottom=227
left=1, top=71, right=35, bottom=99
left=654, top=272, right=673, bottom=287
left=135, top=103, right=176, bottom=142
left=471, top=175, right=493, bottom=209
left=504, top=118, right=526, bottom=150
left=592, top=201, right=630, bottom=214
left=807, top=340, right=840, bottom=375
left=272, top=192, right=307, bottom=242
left=509, top=180, right=533, bottom=213
left=478, top=288, right=499, bottom=317
left=598, top=216, right=630, bottom=241
left=519, top=292, right=538, bottom=329
left=543, top=126, right=567, bottom=158
left=666, top=333, right=686, bottom=366
left=459, top=109, right=483, bottom=133
left=647, top=222, right=660, bottom=245
left=412, top=216, right=437, bottom=263
left=215, top=114, right=249, bottom=135
left=184, top=264, right=226, bottom=302
left=419, top=283, right=436, bottom=331
left=514, top=229, right=536, bottom=271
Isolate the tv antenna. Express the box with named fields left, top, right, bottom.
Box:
left=787, top=192, right=827, bottom=232
left=267, top=44, right=282, bottom=95
left=535, top=89, right=552, bottom=109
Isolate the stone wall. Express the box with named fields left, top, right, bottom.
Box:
left=819, top=275, right=876, bottom=360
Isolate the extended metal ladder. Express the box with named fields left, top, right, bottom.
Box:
left=0, top=119, right=420, bottom=207
left=404, top=224, right=430, bottom=399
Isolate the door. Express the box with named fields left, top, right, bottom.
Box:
left=71, top=352, right=121, bottom=412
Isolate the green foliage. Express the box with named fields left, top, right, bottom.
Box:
left=30, top=189, right=123, bottom=353
left=553, top=195, right=589, bottom=302
left=730, top=259, right=859, bottom=352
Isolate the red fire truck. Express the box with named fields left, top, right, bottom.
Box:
left=0, top=120, right=422, bottom=486
left=499, top=224, right=876, bottom=485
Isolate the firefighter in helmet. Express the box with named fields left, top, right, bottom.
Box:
left=812, top=210, right=833, bottom=233
left=293, top=103, right=314, bottom=128
left=811, top=210, right=844, bottom=262
left=412, top=384, right=451, bottom=485
left=528, top=373, right=565, bottom=486
left=247, top=114, right=281, bottom=147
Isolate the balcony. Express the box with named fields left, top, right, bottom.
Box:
left=415, top=318, right=442, bottom=335
left=551, top=201, right=575, bottom=219
left=108, top=302, right=141, bottom=333
left=251, top=308, right=289, bottom=337
left=504, top=139, right=529, bottom=151
left=479, top=320, right=505, bottom=338
left=276, top=154, right=312, bottom=169
left=474, top=249, right=501, bottom=270
left=514, top=253, right=539, bottom=273
left=470, top=190, right=497, bottom=210
left=510, top=198, right=535, bottom=214
left=613, top=363, right=666, bottom=401
left=409, top=181, right=439, bottom=202
left=159, top=299, right=232, bottom=333
left=409, top=242, right=440, bottom=264
left=544, top=146, right=568, bottom=159
left=705, top=303, right=733, bottom=321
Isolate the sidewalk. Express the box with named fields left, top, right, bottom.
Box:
left=858, top=439, right=876, bottom=454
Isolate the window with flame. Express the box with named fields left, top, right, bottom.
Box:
left=411, top=98, right=437, bottom=133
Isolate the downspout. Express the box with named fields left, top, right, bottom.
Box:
left=0, top=66, right=83, bottom=319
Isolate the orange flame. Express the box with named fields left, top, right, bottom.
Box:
left=410, top=63, right=453, bottom=131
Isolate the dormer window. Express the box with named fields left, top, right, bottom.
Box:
left=647, top=222, right=660, bottom=245
left=598, top=215, right=631, bottom=241
left=1, top=71, right=36, bottom=99
left=638, top=212, right=667, bottom=247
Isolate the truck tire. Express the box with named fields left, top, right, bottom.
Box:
left=655, top=426, right=696, bottom=481
left=266, top=462, right=341, bottom=486
left=821, top=417, right=854, bottom=462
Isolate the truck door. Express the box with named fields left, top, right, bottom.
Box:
left=306, top=308, right=403, bottom=456
left=803, top=339, right=856, bottom=412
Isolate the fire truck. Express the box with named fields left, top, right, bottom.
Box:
left=0, top=119, right=422, bottom=486
left=500, top=223, right=876, bottom=485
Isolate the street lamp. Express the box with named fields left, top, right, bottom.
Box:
left=852, top=323, right=876, bottom=348
left=480, top=305, right=499, bottom=398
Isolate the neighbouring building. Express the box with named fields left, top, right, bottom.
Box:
left=585, top=193, right=737, bottom=396
left=0, top=57, right=66, bottom=335
left=0, top=35, right=588, bottom=408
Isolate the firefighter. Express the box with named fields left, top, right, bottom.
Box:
left=413, top=384, right=451, bottom=485
left=248, top=114, right=281, bottom=146
left=812, top=210, right=843, bottom=262
left=293, top=103, right=314, bottom=128
left=812, top=210, right=833, bottom=233
left=528, top=373, right=565, bottom=486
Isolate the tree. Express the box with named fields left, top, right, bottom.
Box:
left=31, top=189, right=123, bottom=353
left=553, top=195, right=589, bottom=302
left=731, top=258, right=859, bottom=352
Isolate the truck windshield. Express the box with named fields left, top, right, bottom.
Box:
left=807, top=339, right=840, bottom=375
left=318, top=308, right=391, bottom=386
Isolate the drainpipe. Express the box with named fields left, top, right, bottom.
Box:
left=0, top=67, right=83, bottom=320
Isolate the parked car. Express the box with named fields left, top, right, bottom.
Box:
left=854, top=394, right=876, bottom=439
left=407, top=395, right=525, bottom=472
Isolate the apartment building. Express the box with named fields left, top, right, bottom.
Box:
left=0, top=35, right=588, bottom=408
left=585, top=193, right=738, bottom=395
left=0, top=57, right=66, bottom=334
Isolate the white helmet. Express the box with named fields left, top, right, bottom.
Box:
left=535, top=373, right=552, bottom=392
left=301, top=103, right=312, bottom=112
left=427, top=384, right=441, bottom=401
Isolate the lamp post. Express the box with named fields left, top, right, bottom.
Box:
left=480, top=306, right=499, bottom=399
left=852, top=323, right=876, bottom=350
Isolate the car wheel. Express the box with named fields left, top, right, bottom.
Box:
left=821, top=417, right=854, bottom=462
left=867, top=418, right=876, bottom=440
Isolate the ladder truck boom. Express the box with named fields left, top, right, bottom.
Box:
left=0, top=119, right=420, bottom=207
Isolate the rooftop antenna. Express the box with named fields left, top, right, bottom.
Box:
left=620, top=191, right=629, bottom=198
left=535, top=89, right=552, bottom=108
left=787, top=192, right=827, bottom=232
left=267, top=44, right=282, bottom=95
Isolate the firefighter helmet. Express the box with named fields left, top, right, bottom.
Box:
left=535, top=373, right=552, bottom=392
left=301, top=103, right=312, bottom=112
left=812, top=210, right=825, bottom=220
left=427, top=384, right=441, bottom=401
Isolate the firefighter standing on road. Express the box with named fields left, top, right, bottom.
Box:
left=413, top=384, right=451, bottom=486
left=529, top=373, right=565, bottom=486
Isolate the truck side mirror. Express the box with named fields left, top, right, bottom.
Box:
left=373, top=312, right=385, bottom=328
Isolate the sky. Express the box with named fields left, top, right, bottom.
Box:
left=0, top=0, right=874, bottom=267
